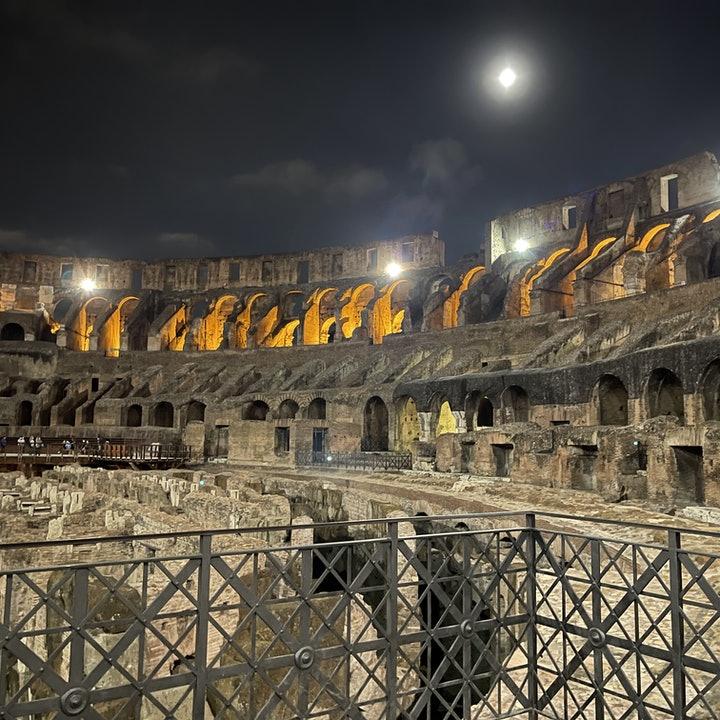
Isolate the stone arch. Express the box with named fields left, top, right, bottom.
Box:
left=98, top=295, right=140, bottom=357
left=516, top=249, right=571, bottom=317
left=126, top=404, right=142, bottom=427
left=340, top=283, right=375, bottom=339
left=396, top=396, right=420, bottom=452
left=0, top=323, right=24, bottom=341
left=242, top=400, right=270, bottom=421
left=363, top=396, right=389, bottom=451
left=636, top=223, right=671, bottom=253
left=278, top=399, right=300, bottom=420
left=500, top=385, right=529, bottom=423
left=465, top=391, right=494, bottom=430
left=594, top=374, right=629, bottom=426
left=234, top=292, right=267, bottom=349
left=708, top=244, right=720, bottom=279
left=646, top=368, right=684, bottom=422
left=17, top=400, right=32, bottom=426
left=703, top=208, right=720, bottom=224
left=153, top=401, right=174, bottom=427
left=199, top=294, right=239, bottom=351
left=700, top=359, right=720, bottom=421
left=307, top=397, right=327, bottom=420
left=443, top=266, right=485, bottom=328
left=303, top=288, right=338, bottom=345
left=372, top=279, right=411, bottom=344
left=70, top=296, right=111, bottom=351
left=52, top=297, right=73, bottom=323
left=187, top=400, right=206, bottom=423
left=321, top=317, right=337, bottom=344
left=430, top=395, right=457, bottom=437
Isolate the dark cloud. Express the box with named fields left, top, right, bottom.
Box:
left=232, top=160, right=388, bottom=200
left=0, top=1, right=718, bottom=262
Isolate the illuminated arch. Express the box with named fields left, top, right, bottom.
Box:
left=198, top=294, right=239, bottom=351
left=396, top=396, right=420, bottom=451
left=372, top=279, right=411, bottom=344
left=442, top=266, right=485, bottom=328
left=264, top=319, right=301, bottom=347
left=340, top=283, right=375, bottom=339
left=574, top=237, right=617, bottom=273
left=518, top=248, right=571, bottom=316
left=69, top=296, right=111, bottom=351
left=635, top=223, right=671, bottom=252
left=703, top=208, right=720, bottom=224
left=98, top=295, right=140, bottom=357
left=303, top=287, right=337, bottom=345
left=232, top=292, right=266, bottom=349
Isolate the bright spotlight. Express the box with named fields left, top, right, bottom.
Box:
left=80, top=278, right=97, bottom=292
left=498, top=67, right=517, bottom=88
left=386, top=262, right=402, bottom=278
left=513, top=239, right=529, bottom=253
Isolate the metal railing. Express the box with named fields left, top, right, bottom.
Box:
left=296, top=448, right=413, bottom=471
left=0, top=511, right=719, bottom=718
left=0, top=440, right=193, bottom=466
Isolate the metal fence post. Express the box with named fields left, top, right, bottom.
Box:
left=525, top=512, right=538, bottom=719
left=386, top=520, right=399, bottom=720
left=193, top=533, right=212, bottom=718
left=668, top=529, right=686, bottom=719
left=591, top=539, right=604, bottom=720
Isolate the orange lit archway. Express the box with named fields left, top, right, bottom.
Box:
left=340, top=283, right=375, bottom=339
left=518, top=248, right=571, bottom=316
left=234, top=292, right=266, bottom=349
left=198, top=294, right=238, bottom=351
left=68, top=296, right=111, bottom=351
left=303, top=287, right=337, bottom=345
left=372, top=279, right=411, bottom=344
left=703, top=208, right=720, bottom=224
left=442, top=265, right=485, bottom=328
left=98, top=295, right=139, bottom=357
left=634, top=223, right=671, bottom=252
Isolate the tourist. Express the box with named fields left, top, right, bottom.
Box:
left=28, top=435, right=35, bottom=453
left=0, top=436, right=6, bottom=451
left=17, top=435, right=25, bottom=454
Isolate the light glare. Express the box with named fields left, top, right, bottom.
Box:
left=385, top=262, right=402, bottom=278
left=80, top=278, right=97, bottom=292
left=498, top=67, right=517, bottom=88
left=513, top=239, right=529, bottom=253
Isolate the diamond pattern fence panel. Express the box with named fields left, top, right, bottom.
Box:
left=0, top=512, right=718, bottom=719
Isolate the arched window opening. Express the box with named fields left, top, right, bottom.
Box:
left=646, top=368, right=684, bottom=422
left=187, top=401, right=206, bottom=423
left=396, top=396, right=420, bottom=452
left=501, top=386, right=529, bottom=423
left=307, top=398, right=326, bottom=420
left=153, top=401, right=174, bottom=427
left=278, top=399, right=299, bottom=420
left=0, top=323, right=24, bottom=341
left=126, top=404, right=142, bottom=427
left=17, top=400, right=32, bottom=426
left=596, top=375, right=629, bottom=426
left=243, top=400, right=269, bottom=421
left=436, top=399, right=457, bottom=436
left=466, top=391, right=494, bottom=430
left=363, top=396, right=389, bottom=451
left=477, top=398, right=494, bottom=427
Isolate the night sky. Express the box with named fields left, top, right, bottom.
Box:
left=1, top=1, right=719, bottom=263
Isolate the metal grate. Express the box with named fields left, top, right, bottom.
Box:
left=295, top=449, right=413, bottom=471
left=0, top=511, right=718, bottom=718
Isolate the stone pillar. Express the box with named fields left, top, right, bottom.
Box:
left=417, top=412, right=433, bottom=443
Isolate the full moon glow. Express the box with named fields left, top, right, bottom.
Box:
left=498, top=67, right=517, bottom=88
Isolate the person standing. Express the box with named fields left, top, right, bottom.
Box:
left=17, top=435, right=25, bottom=455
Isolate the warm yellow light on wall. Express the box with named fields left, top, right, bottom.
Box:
left=703, top=208, right=720, bottom=224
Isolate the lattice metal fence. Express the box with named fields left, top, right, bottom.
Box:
left=0, top=512, right=719, bottom=718
left=295, top=449, right=413, bottom=471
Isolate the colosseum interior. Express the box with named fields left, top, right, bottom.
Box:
left=2, top=150, right=720, bottom=718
